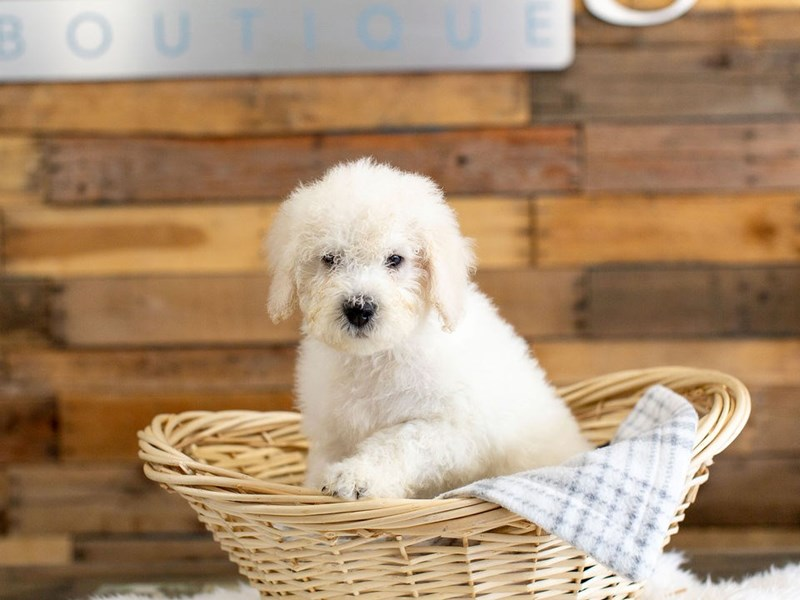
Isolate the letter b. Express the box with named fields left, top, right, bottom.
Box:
left=0, top=15, right=25, bottom=60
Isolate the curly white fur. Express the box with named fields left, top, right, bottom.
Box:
left=265, top=158, right=591, bottom=500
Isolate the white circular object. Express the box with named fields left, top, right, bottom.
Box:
left=584, top=0, right=697, bottom=27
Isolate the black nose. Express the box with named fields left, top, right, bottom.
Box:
left=343, top=299, right=376, bottom=328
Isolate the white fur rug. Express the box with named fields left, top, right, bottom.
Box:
left=642, top=552, right=800, bottom=599
left=90, top=553, right=800, bottom=599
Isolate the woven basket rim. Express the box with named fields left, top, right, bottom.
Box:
left=138, top=366, right=750, bottom=516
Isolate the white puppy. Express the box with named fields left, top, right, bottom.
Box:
left=265, top=158, right=591, bottom=500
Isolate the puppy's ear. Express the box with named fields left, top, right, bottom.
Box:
left=264, top=204, right=298, bottom=323
left=422, top=204, right=476, bottom=332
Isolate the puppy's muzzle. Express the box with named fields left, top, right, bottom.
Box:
left=342, top=298, right=377, bottom=329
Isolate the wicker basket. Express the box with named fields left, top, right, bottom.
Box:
left=139, top=367, right=750, bottom=599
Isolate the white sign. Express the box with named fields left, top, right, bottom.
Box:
left=0, top=0, right=574, bottom=81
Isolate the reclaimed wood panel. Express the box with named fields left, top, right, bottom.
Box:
left=674, top=527, right=800, bottom=551
left=683, top=549, right=800, bottom=582
left=74, top=533, right=230, bottom=569
left=3, top=198, right=531, bottom=276
left=44, top=128, right=578, bottom=204
left=54, top=275, right=291, bottom=347
left=0, top=73, right=529, bottom=136
left=573, top=10, right=800, bottom=46
left=582, top=267, right=722, bottom=337
left=582, top=265, right=800, bottom=337
left=586, top=121, right=800, bottom=192
left=479, top=269, right=584, bottom=338
left=690, top=0, right=799, bottom=7
left=0, top=278, right=54, bottom=346
left=685, top=456, right=800, bottom=526
left=717, top=266, right=800, bottom=334
left=456, top=199, right=532, bottom=269
left=536, top=194, right=800, bottom=265
left=0, top=535, right=72, bottom=566
left=730, top=386, right=800, bottom=456
left=59, top=391, right=293, bottom=461
left=574, top=0, right=800, bottom=11
left=0, top=469, right=7, bottom=527
left=0, top=385, right=56, bottom=463
left=7, top=463, right=202, bottom=535
left=535, top=339, right=800, bottom=387
left=3, top=204, right=277, bottom=277
left=0, top=138, right=41, bottom=207
left=0, top=555, right=237, bottom=600
left=5, top=347, right=297, bottom=395
left=534, top=45, right=800, bottom=120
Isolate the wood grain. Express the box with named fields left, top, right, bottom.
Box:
left=536, top=194, right=800, bottom=266
left=586, top=121, right=800, bottom=192
left=685, top=456, right=800, bottom=526
left=0, top=385, right=56, bottom=463
left=7, top=463, right=203, bottom=535
left=479, top=269, right=585, bottom=338
left=535, top=339, right=800, bottom=387
left=573, top=9, right=800, bottom=47
left=581, top=264, right=800, bottom=337
left=534, top=45, right=800, bottom=120
left=574, top=0, right=800, bottom=12
left=44, top=128, right=578, bottom=204
left=0, top=74, right=529, bottom=136
left=0, top=535, right=72, bottom=566
left=73, top=533, right=232, bottom=568
left=53, top=275, right=291, bottom=346
left=1, top=544, right=237, bottom=600
left=3, top=198, right=531, bottom=276
left=0, top=138, right=41, bottom=206
left=729, top=386, right=800, bottom=456
left=5, top=347, right=297, bottom=395
left=672, top=527, right=800, bottom=556
left=59, top=391, right=293, bottom=461
left=457, top=198, right=533, bottom=269
left=0, top=278, right=55, bottom=345
left=3, top=204, right=277, bottom=277
left=717, top=266, right=800, bottom=334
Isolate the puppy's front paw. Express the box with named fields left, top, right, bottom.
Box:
left=320, top=458, right=404, bottom=500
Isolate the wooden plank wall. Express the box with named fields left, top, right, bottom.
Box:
left=1, top=1, right=800, bottom=595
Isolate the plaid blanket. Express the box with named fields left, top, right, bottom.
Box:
left=441, top=385, right=698, bottom=581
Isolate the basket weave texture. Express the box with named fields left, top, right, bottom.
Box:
left=139, top=367, right=750, bottom=599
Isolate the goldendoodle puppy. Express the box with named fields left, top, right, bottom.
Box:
left=265, top=158, right=590, bottom=499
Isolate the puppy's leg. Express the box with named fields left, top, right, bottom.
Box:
left=303, top=446, right=328, bottom=489
left=321, top=419, right=479, bottom=500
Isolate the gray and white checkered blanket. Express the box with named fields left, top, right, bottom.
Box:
left=441, top=385, right=698, bottom=582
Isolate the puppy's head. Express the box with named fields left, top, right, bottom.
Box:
left=265, top=158, right=475, bottom=355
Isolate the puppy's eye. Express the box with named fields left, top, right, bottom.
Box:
left=322, top=253, right=340, bottom=268
left=385, top=254, right=404, bottom=269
